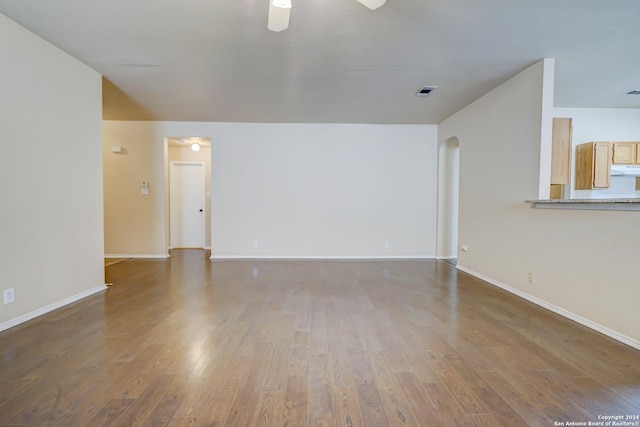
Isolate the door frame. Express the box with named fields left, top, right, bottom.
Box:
left=436, top=136, right=460, bottom=260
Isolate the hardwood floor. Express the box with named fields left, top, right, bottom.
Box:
left=1, top=250, right=639, bottom=426
left=104, top=258, right=131, bottom=267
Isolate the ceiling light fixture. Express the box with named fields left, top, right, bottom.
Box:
left=267, top=0, right=292, bottom=32
left=191, top=142, right=201, bottom=152
left=357, top=0, right=386, bottom=10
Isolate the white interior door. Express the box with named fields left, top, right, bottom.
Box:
left=170, top=162, right=205, bottom=248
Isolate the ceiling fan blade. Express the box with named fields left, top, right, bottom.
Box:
left=267, top=2, right=291, bottom=32
left=357, top=0, right=386, bottom=10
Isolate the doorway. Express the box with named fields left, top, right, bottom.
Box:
left=166, top=137, right=212, bottom=252
left=436, top=137, right=460, bottom=263
left=169, top=162, right=206, bottom=248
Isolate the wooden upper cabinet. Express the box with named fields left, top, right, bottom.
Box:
left=575, top=142, right=611, bottom=189
left=612, top=142, right=637, bottom=164
left=550, top=118, right=572, bottom=184
left=592, top=143, right=612, bottom=188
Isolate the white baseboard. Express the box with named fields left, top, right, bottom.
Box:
left=435, top=256, right=457, bottom=260
left=456, top=265, right=640, bottom=351
left=105, top=254, right=170, bottom=259
left=0, top=285, right=107, bottom=333
left=209, top=255, right=434, bottom=260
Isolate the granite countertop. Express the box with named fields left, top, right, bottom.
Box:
left=526, top=198, right=640, bottom=204
left=525, top=198, right=640, bottom=211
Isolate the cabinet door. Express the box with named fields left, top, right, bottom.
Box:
left=593, top=142, right=611, bottom=188
left=551, top=118, right=572, bottom=184
left=575, top=142, right=595, bottom=190
left=612, top=142, right=636, bottom=164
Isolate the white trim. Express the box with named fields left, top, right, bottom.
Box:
left=0, top=285, right=107, bottom=333
left=105, top=254, right=170, bottom=259
left=435, top=256, right=456, bottom=260
left=210, top=255, right=434, bottom=260
left=456, top=265, right=640, bottom=351
left=169, top=247, right=208, bottom=250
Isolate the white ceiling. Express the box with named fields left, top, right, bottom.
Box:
left=1, top=0, right=639, bottom=124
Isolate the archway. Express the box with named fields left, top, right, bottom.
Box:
left=436, top=137, right=460, bottom=262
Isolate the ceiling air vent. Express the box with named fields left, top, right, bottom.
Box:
left=626, top=90, right=640, bottom=95
left=415, top=86, right=438, bottom=97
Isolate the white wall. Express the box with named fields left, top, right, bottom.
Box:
left=439, top=61, right=640, bottom=348
left=0, top=14, right=104, bottom=329
left=555, top=108, right=640, bottom=144
left=554, top=108, right=640, bottom=199
left=103, top=123, right=168, bottom=256
left=103, top=121, right=438, bottom=258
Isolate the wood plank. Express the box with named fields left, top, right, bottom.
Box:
left=0, top=379, right=33, bottom=406
left=423, top=382, right=475, bottom=426
left=368, top=350, right=420, bottom=426
left=262, top=336, right=292, bottom=392
left=373, top=322, right=412, bottom=373
left=470, top=344, right=580, bottom=423
left=332, top=386, right=364, bottom=427
left=224, top=341, right=275, bottom=426
left=475, top=370, right=559, bottom=426
left=309, top=300, right=329, bottom=355
left=113, top=375, right=178, bottom=426
left=171, top=377, right=207, bottom=419
left=325, top=303, right=355, bottom=387
left=466, top=414, right=500, bottom=427
left=194, top=356, right=250, bottom=426
left=308, top=354, right=336, bottom=427
left=140, top=378, right=190, bottom=426
left=394, top=372, right=444, bottom=426
left=250, top=391, right=285, bottom=427
left=392, top=328, right=440, bottom=384
left=166, top=417, right=198, bottom=427
left=280, top=331, right=310, bottom=427
left=422, top=349, right=489, bottom=416
left=86, top=399, right=135, bottom=427
left=347, top=350, right=391, bottom=426
left=441, top=349, right=528, bottom=425
left=537, top=371, right=640, bottom=416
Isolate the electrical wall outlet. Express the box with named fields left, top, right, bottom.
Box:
left=528, top=272, right=535, bottom=284
left=4, top=288, right=15, bottom=304
left=252, top=241, right=259, bottom=249
left=384, top=241, right=390, bottom=249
